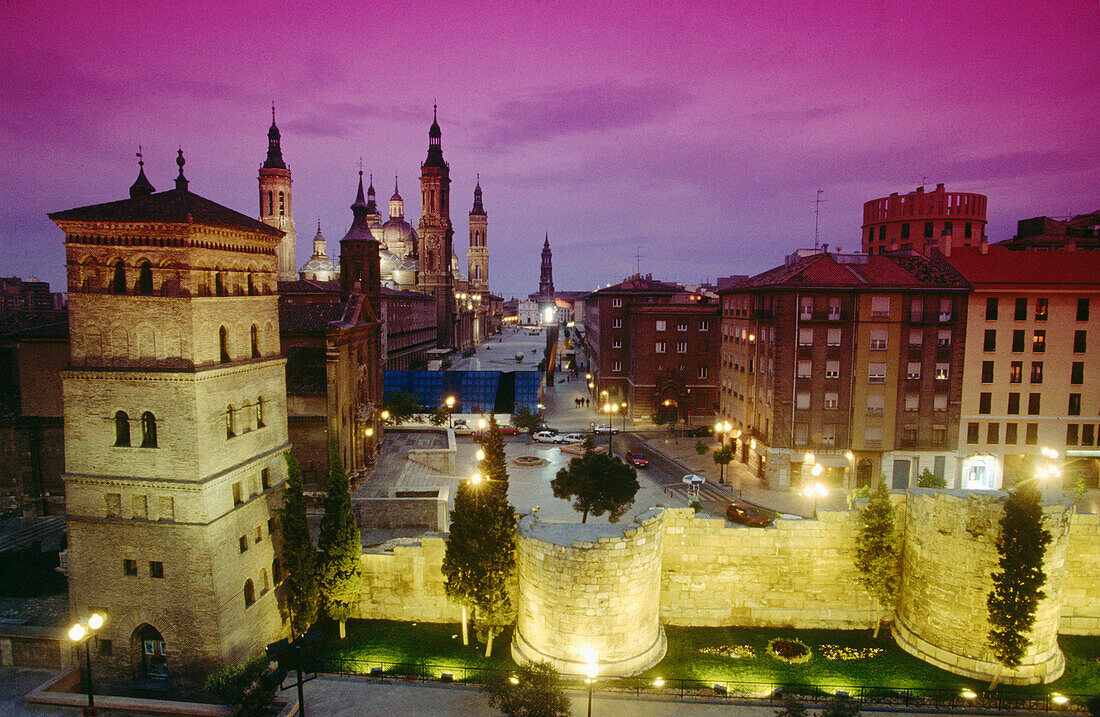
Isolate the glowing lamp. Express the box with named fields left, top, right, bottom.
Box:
left=68, top=624, right=85, bottom=642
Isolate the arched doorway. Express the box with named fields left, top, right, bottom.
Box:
left=856, top=459, right=874, bottom=488
left=131, top=624, right=168, bottom=680
left=657, top=398, right=678, bottom=425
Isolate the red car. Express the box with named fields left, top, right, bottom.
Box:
left=499, top=426, right=521, bottom=436
left=725, top=499, right=775, bottom=528
left=625, top=451, right=649, bottom=468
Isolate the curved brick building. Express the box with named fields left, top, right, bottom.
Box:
left=862, top=184, right=986, bottom=255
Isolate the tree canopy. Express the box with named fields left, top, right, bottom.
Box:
left=916, top=468, right=946, bottom=489
left=987, top=483, right=1052, bottom=670
left=510, top=405, right=541, bottom=435
left=278, top=452, right=318, bottom=638
left=483, top=660, right=571, bottom=717
left=854, top=482, right=901, bottom=637
left=381, top=390, right=420, bottom=424
left=551, top=446, right=639, bottom=523
left=317, top=438, right=363, bottom=637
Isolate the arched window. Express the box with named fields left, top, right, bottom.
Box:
left=140, top=412, right=157, bottom=448
left=267, top=191, right=273, bottom=216
left=114, top=411, right=131, bottom=447
left=226, top=405, right=236, bottom=438
left=251, top=324, right=260, bottom=358
left=278, top=191, right=285, bottom=216
left=215, top=271, right=226, bottom=297
left=247, top=273, right=256, bottom=296
left=244, top=579, right=255, bottom=607
left=137, top=261, right=153, bottom=295
left=241, top=401, right=252, bottom=433
left=219, top=327, right=230, bottom=362
left=256, top=397, right=266, bottom=428
left=111, top=261, right=126, bottom=294
left=260, top=568, right=269, bottom=593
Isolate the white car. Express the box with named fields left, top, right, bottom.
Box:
left=592, top=424, right=618, bottom=435
left=452, top=420, right=472, bottom=435
left=561, top=433, right=586, bottom=444
left=533, top=431, right=564, bottom=444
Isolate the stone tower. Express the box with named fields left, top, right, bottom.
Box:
left=258, top=106, right=298, bottom=281
left=416, top=106, right=455, bottom=348
left=468, top=175, right=488, bottom=294
left=50, top=151, right=290, bottom=679
left=538, top=233, right=555, bottom=323
left=340, top=171, right=383, bottom=313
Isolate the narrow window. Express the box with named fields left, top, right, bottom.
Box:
left=226, top=405, right=236, bottom=438
left=966, top=422, right=979, bottom=444
left=124, top=559, right=138, bottom=576
left=1067, top=424, right=1080, bottom=446
left=1014, top=298, right=1027, bottom=321
left=1005, top=423, right=1017, bottom=444
left=1011, top=330, right=1024, bottom=352
left=979, top=393, right=992, bottom=414
left=111, top=261, right=126, bottom=294
left=114, top=411, right=131, bottom=447
left=965, top=222, right=972, bottom=238
left=215, top=271, right=226, bottom=297
left=1027, top=393, right=1041, bottom=415
left=278, top=191, right=285, bottom=216
left=220, top=326, right=230, bottom=362
left=137, top=261, right=153, bottom=295
left=267, top=191, right=274, bottom=215
left=923, top=222, right=933, bottom=238
left=985, top=297, right=998, bottom=320
left=256, top=397, right=266, bottom=427
left=1035, top=298, right=1048, bottom=321
left=1025, top=423, right=1038, bottom=445
left=239, top=535, right=248, bottom=553
left=261, top=569, right=269, bottom=593
left=241, top=401, right=253, bottom=432
left=1077, top=298, right=1090, bottom=322
left=983, top=330, right=996, bottom=352
left=1032, top=330, right=1046, bottom=352
left=150, top=561, right=164, bottom=578
left=1007, top=393, right=1020, bottom=414
left=1071, top=362, right=1084, bottom=384
left=901, top=223, right=910, bottom=239
left=247, top=273, right=256, bottom=296
left=981, top=361, right=994, bottom=383
left=244, top=579, right=255, bottom=607
left=1068, top=393, right=1081, bottom=416
left=251, top=324, right=260, bottom=358
left=261, top=468, right=271, bottom=490
left=140, top=412, right=157, bottom=448
left=1073, top=330, right=1087, bottom=353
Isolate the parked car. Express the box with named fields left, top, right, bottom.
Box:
left=725, top=499, right=776, bottom=528
left=625, top=450, right=649, bottom=468
left=534, top=425, right=559, bottom=435
left=561, top=433, right=586, bottom=445
left=499, top=425, right=521, bottom=436
left=685, top=426, right=714, bottom=437
left=452, top=419, right=472, bottom=435
left=533, top=431, right=564, bottom=444
left=591, top=424, right=618, bottom=435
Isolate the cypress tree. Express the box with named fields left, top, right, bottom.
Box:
left=279, top=452, right=318, bottom=638
left=987, top=483, right=1052, bottom=684
left=317, top=437, right=363, bottom=639
left=854, top=482, right=901, bottom=638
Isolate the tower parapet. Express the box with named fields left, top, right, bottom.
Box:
left=862, top=183, right=986, bottom=256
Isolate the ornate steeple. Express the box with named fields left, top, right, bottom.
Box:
left=423, top=104, right=447, bottom=169
left=389, top=176, right=404, bottom=219
left=471, top=173, right=484, bottom=215
left=129, top=145, right=155, bottom=198
left=365, top=173, right=377, bottom=214
left=174, top=148, right=188, bottom=193
left=263, top=104, right=287, bottom=170
left=539, top=232, right=554, bottom=298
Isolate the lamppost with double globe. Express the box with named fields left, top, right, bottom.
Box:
left=69, top=613, right=105, bottom=716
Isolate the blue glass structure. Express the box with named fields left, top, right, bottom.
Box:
left=384, top=370, right=541, bottom=414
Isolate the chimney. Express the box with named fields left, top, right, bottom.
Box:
left=943, top=233, right=952, bottom=257
left=979, top=237, right=988, bottom=255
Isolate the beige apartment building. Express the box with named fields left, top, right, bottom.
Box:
left=946, top=246, right=1100, bottom=490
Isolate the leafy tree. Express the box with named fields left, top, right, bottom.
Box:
left=428, top=405, right=449, bottom=426
left=854, top=483, right=901, bottom=638
left=382, top=390, right=420, bottom=425
left=845, top=486, right=870, bottom=510
left=694, top=439, right=708, bottom=456
left=820, top=695, right=860, bottom=717
left=987, top=482, right=1052, bottom=685
left=916, top=468, right=946, bottom=489
left=317, top=438, right=362, bottom=639
left=205, top=654, right=276, bottom=716
left=442, top=417, right=516, bottom=656
left=483, top=660, right=570, bottom=717
left=551, top=446, right=639, bottom=523
left=713, top=444, right=734, bottom=484
left=279, top=453, right=318, bottom=638
left=774, top=695, right=808, bottom=717
left=511, top=405, right=541, bottom=435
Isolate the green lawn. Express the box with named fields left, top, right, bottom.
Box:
left=318, top=619, right=1100, bottom=700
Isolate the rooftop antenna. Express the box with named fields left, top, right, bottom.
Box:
left=813, top=189, right=828, bottom=250
left=634, top=245, right=644, bottom=275
left=921, top=175, right=928, bottom=187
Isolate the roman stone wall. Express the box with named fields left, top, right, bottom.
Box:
left=1059, top=511, right=1100, bottom=634
left=893, top=490, right=1071, bottom=685
left=659, top=507, right=885, bottom=629
left=354, top=489, right=449, bottom=532
left=512, top=511, right=666, bottom=676
left=353, top=536, right=462, bottom=623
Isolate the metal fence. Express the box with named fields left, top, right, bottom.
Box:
left=317, top=657, right=1090, bottom=712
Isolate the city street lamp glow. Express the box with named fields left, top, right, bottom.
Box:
left=961, top=689, right=977, bottom=699
left=476, top=449, right=485, bottom=461
left=470, top=473, right=483, bottom=485
left=478, top=418, right=486, bottom=430
left=811, top=463, right=823, bottom=477
left=381, top=410, right=390, bottom=420
left=652, top=678, right=665, bottom=688
left=365, top=427, right=374, bottom=437
left=509, top=675, right=519, bottom=685
left=69, top=624, right=85, bottom=642
left=87, top=613, right=104, bottom=630
left=445, top=396, right=455, bottom=408
left=1052, top=694, right=1069, bottom=705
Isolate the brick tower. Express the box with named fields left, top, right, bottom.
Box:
left=468, top=175, right=488, bottom=294
left=50, top=151, right=290, bottom=680
left=416, top=106, right=455, bottom=348
left=259, top=106, right=298, bottom=281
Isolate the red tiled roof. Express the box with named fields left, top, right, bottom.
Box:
left=728, top=252, right=968, bottom=291
left=943, top=246, right=1100, bottom=287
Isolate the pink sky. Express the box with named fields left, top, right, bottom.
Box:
left=1, top=0, right=1097, bottom=298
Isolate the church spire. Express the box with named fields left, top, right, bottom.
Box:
left=263, top=104, right=287, bottom=170
left=424, top=105, right=447, bottom=168
left=471, top=173, right=485, bottom=215
left=129, top=145, right=155, bottom=198
left=174, top=148, right=188, bottom=193
left=365, top=172, right=377, bottom=213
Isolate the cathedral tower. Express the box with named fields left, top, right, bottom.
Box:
left=417, top=106, right=455, bottom=348
left=468, top=175, right=488, bottom=294
left=538, top=233, right=556, bottom=324
left=50, top=151, right=290, bottom=679
left=258, top=106, right=298, bottom=281
left=340, top=171, right=383, bottom=317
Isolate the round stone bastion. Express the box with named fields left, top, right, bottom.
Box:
left=512, top=509, right=666, bottom=676
left=893, top=489, right=1072, bottom=685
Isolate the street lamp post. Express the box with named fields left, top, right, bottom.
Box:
left=69, top=613, right=104, bottom=716
left=803, top=467, right=827, bottom=518
left=584, top=652, right=599, bottom=717
left=444, top=395, right=456, bottom=428
left=604, top=403, right=615, bottom=451
left=620, top=401, right=628, bottom=434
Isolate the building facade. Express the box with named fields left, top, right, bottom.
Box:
left=862, top=184, right=986, bottom=256
left=996, top=210, right=1100, bottom=251
left=586, top=274, right=720, bottom=425
left=945, top=245, right=1100, bottom=490
left=50, top=153, right=289, bottom=678
left=718, top=250, right=968, bottom=490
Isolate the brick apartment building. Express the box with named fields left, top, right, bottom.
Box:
left=944, top=245, right=1100, bottom=490
left=584, top=274, right=719, bottom=425
left=862, top=183, right=987, bottom=256
left=718, top=249, right=969, bottom=491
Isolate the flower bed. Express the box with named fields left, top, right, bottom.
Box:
left=699, top=644, right=755, bottom=659
left=767, top=637, right=811, bottom=664
left=819, top=645, right=885, bottom=661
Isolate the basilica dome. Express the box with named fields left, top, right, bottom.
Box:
left=382, top=217, right=418, bottom=255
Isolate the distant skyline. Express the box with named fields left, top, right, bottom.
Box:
left=1, top=1, right=1097, bottom=299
